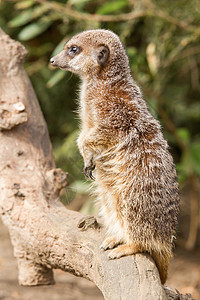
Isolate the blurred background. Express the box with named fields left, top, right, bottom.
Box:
left=0, top=0, right=200, bottom=299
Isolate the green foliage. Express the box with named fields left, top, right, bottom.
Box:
left=0, top=0, right=200, bottom=203
left=97, top=0, right=128, bottom=15
left=46, top=70, right=66, bottom=88
left=18, top=21, right=52, bottom=40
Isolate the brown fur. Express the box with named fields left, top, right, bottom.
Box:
left=51, top=29, right=180, bottom=284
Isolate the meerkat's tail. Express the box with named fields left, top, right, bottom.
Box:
left=151, top=250, right=171, bottom=284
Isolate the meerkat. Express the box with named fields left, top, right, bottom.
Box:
left=50, top=29, right=180, bottom=284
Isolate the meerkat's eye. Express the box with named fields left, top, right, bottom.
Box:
left=68, top=45, right=82, bottom=57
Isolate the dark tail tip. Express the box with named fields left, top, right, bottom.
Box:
left=151, top=250, right=170, bottom=284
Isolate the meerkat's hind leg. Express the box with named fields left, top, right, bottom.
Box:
left=108, top=242, right=140, bottom=260
left=100, top=236, right=123, bottom=250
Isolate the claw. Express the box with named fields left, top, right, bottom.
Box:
left=108, top=244, right=139, bottom=260
left=88, top=168, right=95, bottom=180
left=84, top=164, right=95, bottom=180
left=100, top=236, right=122, bottom=250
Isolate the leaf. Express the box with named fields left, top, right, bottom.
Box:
left=146, top=43, right=160, bottom=75
left=47, top=70, right=66, bottom=88
left=18, top=21, right=52, bottom=41
left=8, top=9, right=33, bottom=27
left=179, top=149, right=194, bottom=177
left=15, top=0, right=35, bottom=10
left=68, top=0, right=90, bottom=5
left=127, top=47, right=137, bottom=56
left=8, top=5, right=50, bottom=28
left=177, top=128, right=190, bottom=144
left=97, top=0, right=128, bottom=15
left=190, top=142, right=200, bottom=174
left=178, top=141, right=200, bottom=178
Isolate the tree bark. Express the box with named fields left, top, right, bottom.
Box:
left=0, top=28, right=193, bottom=300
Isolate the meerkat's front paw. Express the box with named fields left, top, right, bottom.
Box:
left=100, top=236, right=122, bottom=250
left=108, top=243, right=139, bottom=260
left=84, top=160, right=95, bottom=180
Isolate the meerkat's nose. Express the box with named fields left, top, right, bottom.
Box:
left=50, top=57, right=56, bottom=66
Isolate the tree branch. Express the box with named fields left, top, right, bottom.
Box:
left=0, top=28, right=193, bottom=300
left=34, top=0, right=192, bottom=30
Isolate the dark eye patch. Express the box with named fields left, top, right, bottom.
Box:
left=67, top=45, right=82, bottom=57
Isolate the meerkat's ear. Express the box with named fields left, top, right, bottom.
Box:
left=96, top=46, right=110, bottom=66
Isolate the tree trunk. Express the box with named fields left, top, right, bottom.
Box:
left=0, top=28, right=193, bottom=300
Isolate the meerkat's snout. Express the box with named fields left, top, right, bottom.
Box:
left=50, top=54, right=60, bottom=67
left=50, top=50, right=69, bottom=70
left=50, top=57, right=56, bottom=66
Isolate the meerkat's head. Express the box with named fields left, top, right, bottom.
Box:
left=50, top=29, right=130, bottom=78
